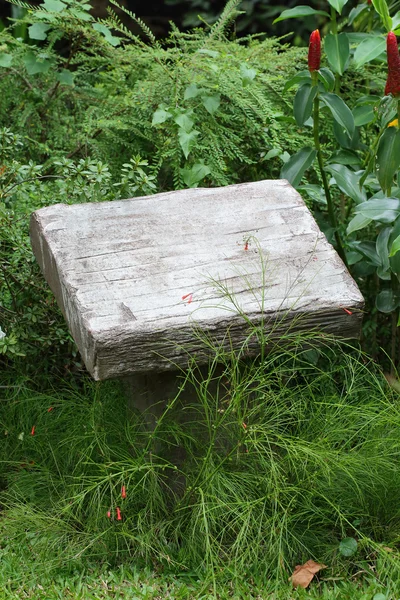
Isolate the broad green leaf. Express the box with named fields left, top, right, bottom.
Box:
left=0, top=53, right=12, bottom=68
left=293, top=84, right=318, bottom=127
left=371, top=0, right=392, bottom=31
left=318, top=68, right=335, bottom=92
left=353, top=35, right=385, bottom=68
left=353, top=104, right=375, bottom=126
left=348, top=4, right=369, bottom=25
left=324, top=33, right=350, bottom=75
left=273, top=6, right=330, bottom=23
left=350, top=241, right=381, bottom=265
left=393, top=10, right=400, bottom=29
left=184, top=84, right=201, bottom=100
left=347, top=213, right=372, bottom=234
left=151, top=107, right=172, bottom=126
left=175, top=112, right=194, bottom=132
left=333, top=119, right=359, bottom=149
left=327, top=149, right=361, bottom=167
left=376, top=127, right=400, bottom=193
left=43, top=0, right=66, bottom=12
left=379, top=95, right=397, bottom=127
left=326, top=163, right=366, bottom=204
left=328, top=0, right=349, bottom=15
left=197, top=49, right=219, bottom=58
left=321, top=92, right=355, bottom=138
left=70, top=8, right=92, bottom=20
left=203, top=94, right=220, bottom=115
left=178, top=129, right=200, bottom=159
left=283, top=70, right=311, bottom=93
left=355, top=198, right=400, bottom=222
left=56, top=69, right=74, bottom=85
left=297, top=183, right=326, bottom=204
left=376, top=288, right=398, bottom=312
left=23, top=52, right=53, bottom=75
left=373, top=595, right=387, bottom=600
left=28, top=22, right=50, bottom=40
left=181, top=162, right=211, bottom=188
left=280, top=146, right=316, bottom=188
left=240, top=63, right=257, bottom=86
left=339, top=537, right=358, bottom=557
left=376, top=227, right=391, bottom=272
left=390, top=233, right=400, bottom=256
left=92, top=23, right=120, bottom=46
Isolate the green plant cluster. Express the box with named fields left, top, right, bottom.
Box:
left=0, top=0, right=316, bottom=371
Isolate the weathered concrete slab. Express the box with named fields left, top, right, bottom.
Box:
left=30, top=180, right=364, bottom=380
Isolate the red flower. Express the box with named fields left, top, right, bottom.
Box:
left=308, top=30, right=321, bottom=72
left=107, top=510, right=111, bottom=518
left=31, top=425, right=36, bottom=436
left=116, top=507, right=122, bottom=521
left=386, top=32, right=400, bottom=96
left=121, top=485, right=127, bottom=499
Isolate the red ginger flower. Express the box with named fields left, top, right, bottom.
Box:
left=386, top=32, right=400, bottom=96
left=308, top=30, right=321, bottom=72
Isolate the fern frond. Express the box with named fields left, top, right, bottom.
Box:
left=108, top=0, right=159, bottom=47
left=207, top=0, right=244, bottom=42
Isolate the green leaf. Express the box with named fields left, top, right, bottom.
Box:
left=347, top=213, right=372, bottom=234
left=240, top=63, right=257, bottom=86
left=0, top=53, right=12, bottom=68
left=372, top=595, right=387, bottom=600
left=355, top=198, right=400, bottom=222
left=376, top=127, right=400, bottom=194
left=92, top=23, right=120, bottom=46
left=350, top=241, right=381, bottom=265
left=321, top=92, right=355, bottom=138
left=42, top=0, right=66, bottom=12
left=283, top=70, right=311, bottom=93
left=184, top=84, right=201, bottom=100
left=379, top=95, right=397, bottom=127
left=178, top=129, right=200, bottom=159
left=372, top=0, right=392, bottom=31
left=56, top=69, right=74, bottom=85
left=324, top=33, right=350, bottom=76
left=333, top=119, right=359, bottom=149
left=353, top=35, right=386, bottom=68
left=23, top=52, right=53, bottom=75
left=376, top=288, right=399, bottom=312
left=181, top=162, right=211, bottom=188
left=151, top=107, right=172, bottom=126
left=376, top=227, right=392, bottom=272
left=328, top=0, right=349, bottom=15
left=349, top=4, right=369, bottom=25
left=175, top=112, right=194, bottom=132
left=318, top=68, right=335, bottom=92
left=390, top=233, right=400, bottom=256
left=280, top=146, right=316, bottom=188
left=202, top=94, right=220, bottom=115
left=353, top=104, right=375, bottom=126
left=327, top=149, right=361, bottom=167
left=28, top=22, right=50, bottom=40
left=273, top=6, right=330, bottom=23
left=293, top=84, right=318, bottom=127
left=326, top=164, right=367, bottom=204
left=339, top=537, right=358, bottom=557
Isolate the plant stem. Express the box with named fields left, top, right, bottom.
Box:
left=313, top=90, right=347, bottom=267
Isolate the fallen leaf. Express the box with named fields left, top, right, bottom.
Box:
left=289, top=559, right=327, bottom=589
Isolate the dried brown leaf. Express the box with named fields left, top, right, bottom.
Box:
left=289, top=560, right=327, bottom=589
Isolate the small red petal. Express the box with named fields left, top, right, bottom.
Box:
left=116, top=507, right=122, bottom=521
left=242, top=422, right=247, bottom=430
left=182, top=293, right=193, bottom=303
left=244, top=242, right=249, bottom=251
left=107, top=510, right=111, bottom=518
left=31, top=425, right=35, bottom=436
left=47, top=407, right=54, bottom=412
left=341, top=307, right=352, bottom=315
left=121, top=485, right=127, bottom=499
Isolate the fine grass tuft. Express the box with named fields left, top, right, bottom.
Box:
left=1, top=332, right=400, bottom=592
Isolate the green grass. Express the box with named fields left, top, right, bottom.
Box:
left=1, top=331, right=400, bottom=598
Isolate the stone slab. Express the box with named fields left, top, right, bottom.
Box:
left=30, top=180, right=364, bottom=380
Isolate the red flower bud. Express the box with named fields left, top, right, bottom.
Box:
left=116, top=507, right=122, bottom=521
left=386, top=32, right=400, bottom=97
left=308, top=30, right=321, bottom=72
